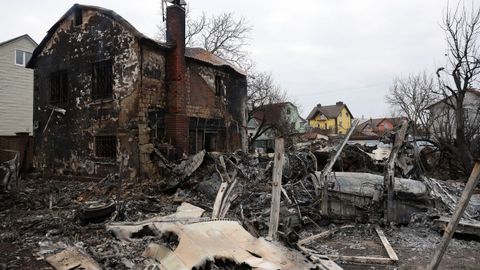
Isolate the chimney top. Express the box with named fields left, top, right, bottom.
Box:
left=317, top=104, right=321, bottom=107
left=167, top=0, right=187, bottom=7
left=336, top=101, right=344, bottom=106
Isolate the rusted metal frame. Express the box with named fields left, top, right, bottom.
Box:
left=268, top=137, right=285, bottom=240
left=320, top=119, right=359, bottom=215
left=427, top=161, right=480, bottom=270
left=384, top=120, right=409, bottom=222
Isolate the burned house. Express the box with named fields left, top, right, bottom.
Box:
left=27, top=3, right=247, bottom=178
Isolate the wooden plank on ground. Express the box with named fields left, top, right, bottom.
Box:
left=374, top=226, right=398, bottom=261
left=297, top=225, right=355, bottom=246
left=327, top=255, right=395, bottom=265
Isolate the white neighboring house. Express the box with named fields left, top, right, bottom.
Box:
left=0, top=34, right=37, bottom=135
left=427, top=89, right=480, bottom=140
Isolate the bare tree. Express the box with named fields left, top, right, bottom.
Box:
left=435, top=2, right=480, bottom=173
left=158, top=6, right=293, bottom=148
left=157, top=8, right=252, bottom=67
left=385, top=72, right=437, bottom=136
left=247, top=71, right=288, bottom=148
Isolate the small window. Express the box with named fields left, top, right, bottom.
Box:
left=50, top=70, right=68, bottom=104
left=324, top=123, right=327, bottom=129
left=95, top=135, right=117, bottom=158
left=215, top=76, right=224, bottom=97
left=15, top=50, right=32, bottom=66
left=92, top=60, right=113, bottom=100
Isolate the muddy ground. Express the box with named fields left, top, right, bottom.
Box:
left=1, top=177, right=479, bottom=270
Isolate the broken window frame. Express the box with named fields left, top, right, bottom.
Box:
left=74, top=8, right=83, bottom=26
left=94, top=135, right=117, bottom=159
left=148, top=109, right=166, bottom=141
left=91, top=59, right=113, bottom=100
left=214, top=76, right=224, bottom=97
left=49, top=70, right=69, bottom=105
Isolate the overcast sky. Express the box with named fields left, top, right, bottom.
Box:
left=1, top=0, right=473, bottom=119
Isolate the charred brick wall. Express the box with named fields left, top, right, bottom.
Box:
left=185, top=61, right=247, bottom=153
left=138, top=46, right=167, bottom=177
left=32, top=10, right=142, bottom=178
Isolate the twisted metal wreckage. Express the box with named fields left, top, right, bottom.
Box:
left=5, top=120, right=480, bottom=269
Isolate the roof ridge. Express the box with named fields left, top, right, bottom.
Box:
left=0, top=34, right=37, bottom=47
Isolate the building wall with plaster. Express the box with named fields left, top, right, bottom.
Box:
left=32, top=10, right=143, bottom=178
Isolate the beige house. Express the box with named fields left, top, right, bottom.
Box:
left=0, top=34, right=37, bottom=135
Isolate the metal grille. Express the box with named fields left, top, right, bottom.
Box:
left=92, top=60, right=112, bottom=100
left=94, top=135, right=117, bottom=158
left=50, top=70, right=68, bottom=104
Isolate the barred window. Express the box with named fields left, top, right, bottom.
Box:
left=50, top=70, right=68, bottom=104
left=95, top=135, right=117, bottom=158
left=92, top=60, right=113, bottom=100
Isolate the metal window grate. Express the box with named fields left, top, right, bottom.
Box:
left=50, top=70, right=68, bottom=104
left=95, top=135, right=117, bottom=158
left=92, top=60, right=113, bottom=100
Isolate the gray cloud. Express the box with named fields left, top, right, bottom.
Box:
left=1, top=0, right=470, bottom=118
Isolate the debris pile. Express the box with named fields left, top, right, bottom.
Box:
left=1, top=123, right=480, bottom=269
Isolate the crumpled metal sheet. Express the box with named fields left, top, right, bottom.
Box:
left=107, top=203, right=320, bottom=270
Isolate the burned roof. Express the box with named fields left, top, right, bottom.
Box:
left=27, top=4, right=173, bottom=68
left=306, top=103, right=353, bottom=120
left=27, top=4, right=246, bottom=77
left=185, top=47, right=246, bottom=76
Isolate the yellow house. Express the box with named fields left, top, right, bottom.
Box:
left=306, top=102, right=354, bottom=134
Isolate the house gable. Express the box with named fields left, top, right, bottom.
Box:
left=0, top=35, right=37, bottom=135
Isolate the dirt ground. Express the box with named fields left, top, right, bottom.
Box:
left=1, top=177, right=479, bottom=270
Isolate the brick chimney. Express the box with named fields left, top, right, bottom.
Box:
left=165, top=2, right=189, bottom=156
left=166, top=3, right=186, bottom=82
left=317, top=104, right=322, bottom=107
left=336, top=101, right=343, bottom=106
